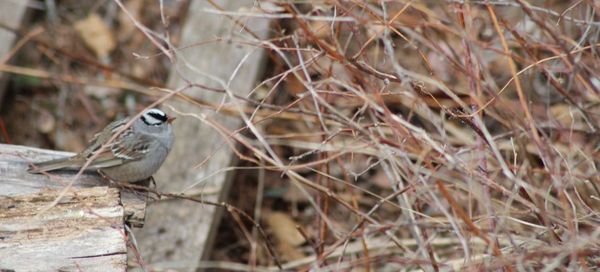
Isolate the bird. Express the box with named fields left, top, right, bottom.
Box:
left=28, top=108, right=175, bottom=183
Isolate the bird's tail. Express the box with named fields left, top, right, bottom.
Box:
left=28, top=156, right=80, bottom=174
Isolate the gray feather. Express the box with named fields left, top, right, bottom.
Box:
left=28, top=156, right=81, bottom=173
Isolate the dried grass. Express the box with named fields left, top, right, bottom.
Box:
left=214, top=1, right=600, bottom=271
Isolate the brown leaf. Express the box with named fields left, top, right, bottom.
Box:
left=74, top=14, right=116, bottom=59
left=264, top=212, right=305, bottom=247
left=36, top=109, right=55, bottom=134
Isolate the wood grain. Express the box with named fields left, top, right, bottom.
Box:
left=0, top=187, right=126, bottom=271
left=0, top=143, right=149, bottom=227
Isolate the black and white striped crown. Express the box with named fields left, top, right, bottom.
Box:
left=141, top=108, right=168, bottom=126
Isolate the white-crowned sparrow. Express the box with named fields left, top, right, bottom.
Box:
left=28, top=108, right=175, bottom=183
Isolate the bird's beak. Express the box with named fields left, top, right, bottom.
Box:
left=167, top=116, right=176, bottom=124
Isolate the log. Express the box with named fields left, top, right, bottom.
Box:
left=0, top=143, right=151, bottom=271
left=0, top=143, right=149, bottom=227
left=0, top=187, right=126, bottom=271
left=133, top=0, right=270, bottom=269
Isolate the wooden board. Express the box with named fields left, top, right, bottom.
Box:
left=0, top=1, right=28, bottom=104
left=0, top=144, right=102, bottom=195
left=132, top=0, right=270, bottom=269
left=0, top=143, right=148, bottom=227
left=0, top=186, right=126, bottom=271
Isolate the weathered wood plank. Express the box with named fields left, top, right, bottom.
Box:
left=133, top=0, right=270, bottom=269
left=0, top=143, right=148, bottom=227
left=0, top=145, right=105, bottom=195
left=0, top=187, right=126, bottom=271
left=0, top=1, right=28, bottom=105
left=120, top=178, right=150, bottom=228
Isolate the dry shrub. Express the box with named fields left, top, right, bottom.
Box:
left=217, top=1, right=600, bottom=271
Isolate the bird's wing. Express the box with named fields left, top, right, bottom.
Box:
left=29, top=117, right=153, bottom=172
left=109, top=132, right=152, bottom=161
left=80, top=118, right=152, bottom=169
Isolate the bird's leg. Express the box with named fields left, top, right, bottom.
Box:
left=97, top=170, right=134, bottom=192
left=97, top=170, right=114, bottom=184
left=148, top=176, right=157, bottom=189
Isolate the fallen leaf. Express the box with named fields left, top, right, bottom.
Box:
left=36, top=109, right=55, bottom=134
left=264, top=212, right=306, bottom=261
left=74, top=14, right=116, bottom=59
left=264, top=212, right=305, bottom=246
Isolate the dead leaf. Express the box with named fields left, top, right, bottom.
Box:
left=264, top=212, right=306, bottom=261
left=309, top=21, right=330, bottom=39
left=74, top=14, right=116, bottom=59
left=264, top=212, right=305, bottom=246
left=277, top=242, right=305, bottom=262
left=36, top=109, right=55, bottom=134
left=549, top=104, right=579, bottom=127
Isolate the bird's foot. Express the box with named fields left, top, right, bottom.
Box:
left=148, top=176, right=157, bottom=189
left=97, top=170, right=114, bottom=184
